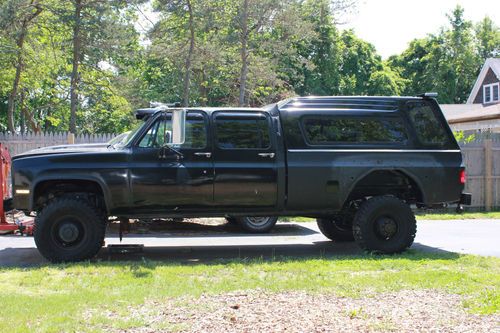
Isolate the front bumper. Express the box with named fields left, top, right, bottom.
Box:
left=460, top=192, right=472, bottom=206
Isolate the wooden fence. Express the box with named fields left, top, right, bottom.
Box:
left=1, top=131, right=499, bottom=209
left=461, top=138, right=500, bottom=210
left=0, top=132, right=115, bottom=157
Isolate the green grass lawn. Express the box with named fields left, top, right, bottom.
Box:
left=415, top=211, right=500, bottom=220
left=0, top=251, right=498, bottom=332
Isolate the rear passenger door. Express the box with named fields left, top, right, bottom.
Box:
left=212, top=111, right=278, bottom=207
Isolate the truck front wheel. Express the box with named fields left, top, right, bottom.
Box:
left=34, top=197, right=106, bottom=263
left=352, top=196, right=416, bottom=254
left=236, top=216, right=278, bottom=233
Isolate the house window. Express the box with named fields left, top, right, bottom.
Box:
left=483, top=83, right=500, bottom=104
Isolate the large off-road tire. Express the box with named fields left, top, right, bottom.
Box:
left=352, top=196, right=416, bottom=254
left=236, top=216, right=278, bottom=233
left=317, top=218, right=354, bottom=242
left=34, top=197, right=107, bottom=263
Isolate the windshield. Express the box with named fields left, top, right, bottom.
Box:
left=108, top=132, right=130, bottom=145
left=113, top=121, right=146, bottom=148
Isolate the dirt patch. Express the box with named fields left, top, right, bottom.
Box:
left=104, top=290, right=499, bottom=332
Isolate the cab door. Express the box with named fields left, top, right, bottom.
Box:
left=212, top=111, right=278, bottom=207
left=129, top=111, right=213, bottom=212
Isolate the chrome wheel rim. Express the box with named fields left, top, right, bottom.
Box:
left=246, top=217, right=271, bottom=226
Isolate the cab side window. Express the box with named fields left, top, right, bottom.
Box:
left=139, top=118, right=172, bottom=148
left=138, top=112, right=207, bottom=149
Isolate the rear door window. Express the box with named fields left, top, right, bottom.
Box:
left=182, top=114, right=207, bottom=149
left=302, top=116, right=408, bottom=145
left=215, top=114, right=271, bottom=149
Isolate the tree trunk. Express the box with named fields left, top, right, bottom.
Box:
left=70, top=0, right=82, bottom=134
left=238, top=0, right=249, bottom=107
left=7, top=38, right=24, bottom=133
left=20, top=90, right=40, bottom=133
left=44, top=108, right=52, bottom=132
left=19, top=91, right=25, bottom=134
left=6, top=1, right=42, bottom=133
left=182, top=0, right=195, bottom=107
left=200, top=69, right=208, bottom=106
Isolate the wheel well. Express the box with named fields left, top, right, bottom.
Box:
left=346, top=170, right=423, bottom=204
left=33, top=179, right=107, bottom=212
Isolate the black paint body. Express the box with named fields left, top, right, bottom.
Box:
left=11, top=96, right=465, bottom=218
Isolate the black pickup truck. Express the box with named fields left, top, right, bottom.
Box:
left=11, top=95, right=470, bottom=262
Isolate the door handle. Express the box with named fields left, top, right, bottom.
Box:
left=194, top=152, right=212, bottom=158
left=258, top=153, right=275, bottom=158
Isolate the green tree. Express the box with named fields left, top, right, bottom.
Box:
left=388, top=6, right=483, bottom=103
left=295, top=0, right=340, bottom=96
left=7, top=0, right=498, bottom=137
left=367, top=64, right=407, bottom=96
left=475, top=16, right=500, bottom=59
left=57, top=0, right=145, bottom=133
left=239, top=0, right=313, bottom=105
left=387, top=37, right=435, bottom=96
left=0, top=0, right=43, bottom=133
left=149, top=0, right=236, bottom=106
left=338, top=29, right=383, bottom=95
left=442, top=6, right=479, bottom=103
left=153, top=0, right=197, bottom=106
left=234, top=0, right=289, bottom=106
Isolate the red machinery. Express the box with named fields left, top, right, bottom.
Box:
left=0, top=143, right=34, bottom=235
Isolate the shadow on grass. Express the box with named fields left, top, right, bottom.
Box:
left=0, top=221, right=465, bottom=269
left=0, top=241, right=461, bottom=270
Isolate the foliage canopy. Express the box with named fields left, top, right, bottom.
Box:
left=0, top=2, right=498, bottom=134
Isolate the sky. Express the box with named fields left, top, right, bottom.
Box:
left=343, top=0, right=500, bottom=59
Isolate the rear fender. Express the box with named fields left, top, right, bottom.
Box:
left=341, top=168, right=426, bottom=206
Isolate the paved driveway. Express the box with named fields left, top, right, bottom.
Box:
left=414, top=219, right=500, bottom=257
left=0, top=220, right=498, bottom=266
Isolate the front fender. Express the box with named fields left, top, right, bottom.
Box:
left=30, top=174, right=113, bottom=214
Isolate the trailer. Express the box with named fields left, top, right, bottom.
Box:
left=0, top=143, right=34, bottom=236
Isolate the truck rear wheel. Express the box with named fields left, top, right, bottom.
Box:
left=236, top=216, right=278, bottom=233
left=316, top=218, right=354, bottom=242
left=352, top=196, right=416, bottom=254
left=34, top=197, right=106, bottom=263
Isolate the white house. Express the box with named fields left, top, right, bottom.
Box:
left=442, top=58, right=500, bottom=131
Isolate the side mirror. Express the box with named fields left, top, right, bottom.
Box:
left=169, top=109, right=186, bottom=145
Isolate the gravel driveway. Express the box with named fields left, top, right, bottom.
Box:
left=99, top=290, right=499, bottom=333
